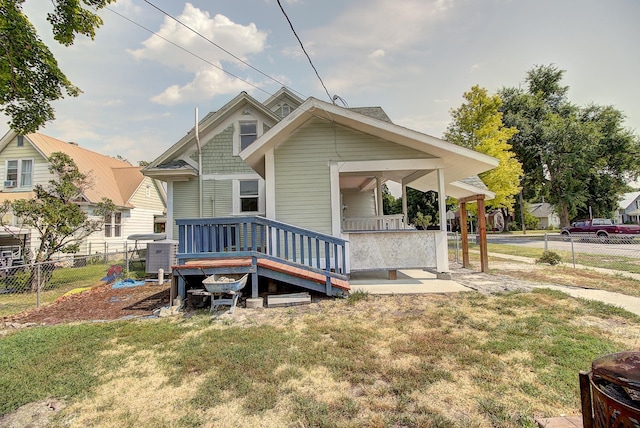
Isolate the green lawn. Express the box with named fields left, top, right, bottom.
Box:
left=1, top=290, right=638, bottom=427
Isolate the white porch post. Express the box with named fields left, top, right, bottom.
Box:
left=329, top=162, right=341, bottom=237
left=376, top=176, right=383, bottom=216
left=265, top=148, right=276, bottom=219
left=402, top=182, right=408, bottom=229
left=436, top=168, right=450, bottom=274
left=166, top=181, right=174, bottom=240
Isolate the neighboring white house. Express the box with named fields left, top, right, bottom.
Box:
left=617, top=191, right=640, bottom=224
left=0, top=131, right=167, bottom=260
left=529, top=202, right=560, bottom=229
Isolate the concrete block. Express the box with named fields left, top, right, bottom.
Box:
left=245, top=297, right=264, bottom=309
left=437, top=272, right=452, bottom=280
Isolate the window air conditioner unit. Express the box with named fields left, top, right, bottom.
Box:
left=4, top=180, right=16, bottom=188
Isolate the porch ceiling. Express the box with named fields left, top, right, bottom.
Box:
left=338, top=170, right=495, bottom=200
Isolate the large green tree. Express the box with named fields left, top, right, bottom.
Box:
left=500, top=65, right=640, bottom=226
left=444, top=85, right=523, bottom=230
left=0, top=0, right=113, bottom=133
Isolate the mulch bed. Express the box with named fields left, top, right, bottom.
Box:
left=3, top=282, right=171, bottom=326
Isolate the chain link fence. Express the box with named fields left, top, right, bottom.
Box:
left=448, top=232, right=640, bottom=274
left=0, top=250, right=149, bottom=318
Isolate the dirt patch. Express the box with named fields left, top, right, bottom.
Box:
left=0, top=399, right=65, bottom=428
left=3, top=282, right=170, bottom=326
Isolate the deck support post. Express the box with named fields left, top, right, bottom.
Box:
left=251, top=257, right=258, bottom=298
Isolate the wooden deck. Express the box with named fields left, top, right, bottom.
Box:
left=171, top=217, right=350, bottom=301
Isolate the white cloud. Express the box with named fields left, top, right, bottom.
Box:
left=308, top=0, right=454, bottom=54
left=128, top=3, right=268, bottom=105
left=44, top=119, right=101, bottom=143
left=368, top=49, right=385, bottom=59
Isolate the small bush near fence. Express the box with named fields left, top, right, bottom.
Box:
left=0, top=251, right=144, bottom=318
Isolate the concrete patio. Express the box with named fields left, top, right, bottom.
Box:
left=349, top=269, right=470, bottom=294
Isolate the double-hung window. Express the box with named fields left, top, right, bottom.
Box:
left=239, top=121, right=257, bottom=151
left=233, top=178, right=264, bottom=215
left=239, top=180, right=259, bottom=212
left=5, top=159, right=32, bottom=188
left=104, top=212, right=122, bottom=238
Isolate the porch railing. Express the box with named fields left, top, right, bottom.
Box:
left=176, top=216, right=348, bottom=275
left=343, top=214, right=406, bottom=231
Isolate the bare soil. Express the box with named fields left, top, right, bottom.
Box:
left=2, top=282, right=170, bottom=326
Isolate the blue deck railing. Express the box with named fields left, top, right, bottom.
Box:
left=176, top=216, right=348, bottom=275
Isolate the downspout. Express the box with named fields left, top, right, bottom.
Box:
left=195, top=107, right=202, bottom=218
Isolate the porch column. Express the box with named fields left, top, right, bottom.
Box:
left=459, top=202, right=469, bottom=268
left=376, top=176, right=383, bottom=216
left=329, top=162, right=341, bottom=237
left=402, top=183, right=408, bottom=229
left=265, top=149, right=276, bottom=219
left=166, top=181, right=174, bottom=240
left=435, top=168, right=449, bottom=273
left=437, top=169, right=446, bottom=232
left=477, top=195, right=488, bottom=273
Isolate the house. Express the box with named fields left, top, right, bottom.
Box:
left=529, top=202, right=560, bottom=229
left=143, top=88, right=498, bottom=300
left=617, top=192, right=640, bottom=224
left=0, top=131, right=166, bottom=260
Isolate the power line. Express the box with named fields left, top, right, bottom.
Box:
left=276, top=0, right=333, bottom=103
left=105, top=6, right=273, bottom=98
left=142, top=0, right=307, bottom=101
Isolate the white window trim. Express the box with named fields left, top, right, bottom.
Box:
left=104, top=211, right=123, bottom=238
left=5, top=158, right=34, bottom=188
left=232, top=119, right=262, bottom=156
left=232, top=178, right=265, bottom=215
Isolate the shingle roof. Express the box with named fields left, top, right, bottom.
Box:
left=348, top=107, right=393, bottom=123
left=26, top=133, right=145, bottom=207
left=529, top=202, right=556, bottom=217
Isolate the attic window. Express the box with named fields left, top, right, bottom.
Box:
left=17, top=136, right=23, bottom=147
left=281, top=104, right=291, bottom=117
left=240, top=121, right=257, bottom=151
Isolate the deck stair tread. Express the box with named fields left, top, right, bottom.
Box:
left=173, top=256, right=350, bottom=292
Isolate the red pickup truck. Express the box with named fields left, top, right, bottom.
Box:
left=561, top=218, right=640, bottom=242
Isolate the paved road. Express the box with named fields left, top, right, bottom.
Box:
left=485, top=234, right=640, bottom=258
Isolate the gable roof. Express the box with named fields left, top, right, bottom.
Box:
left=529, top=202, right=556, bottom=218
left=145, top=91, right=281, bottom=170
left=263, top=87, right=305, bottom=111
left=619, top=191, right=640, bottom=210
left=0, top=130, right=147, bottom=208
left=241, top=97, right=499, bottom=199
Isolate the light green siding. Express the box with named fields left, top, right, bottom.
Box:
left=202, top=179, right=233, bottom=217
left=342, top=188, right=376, bottom=217
left=195, top=125, right=254, bottom=175
left=172, top=180, right=199, bottom=237
left=275, top=119, right=432, bottom=234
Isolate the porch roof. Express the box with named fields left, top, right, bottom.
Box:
left=241, top=97, right=499, bottom=199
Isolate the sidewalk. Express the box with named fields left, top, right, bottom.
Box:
left=484, top=251, right=640, bottom=316
left=349, top=269, right=469, bottom=294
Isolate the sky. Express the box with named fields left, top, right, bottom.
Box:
left=4, top=0, right=639, bottom=166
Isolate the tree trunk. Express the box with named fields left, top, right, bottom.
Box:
left=559, top=204, right=571, bottom=228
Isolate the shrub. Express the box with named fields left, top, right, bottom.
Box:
left=536, top=250, right=561, bottom=265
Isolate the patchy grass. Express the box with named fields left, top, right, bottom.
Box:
left=2, top=291, right=638, bottom=427
left=490, top=261, right=640, bottom=298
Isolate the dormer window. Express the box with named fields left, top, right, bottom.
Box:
left=281, top=104, right=291, bottom=117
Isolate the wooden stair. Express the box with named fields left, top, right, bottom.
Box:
left=172, top=255, right=350, bottom=300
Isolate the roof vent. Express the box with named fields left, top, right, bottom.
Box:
left=68, top=142, right=78, bottom=146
